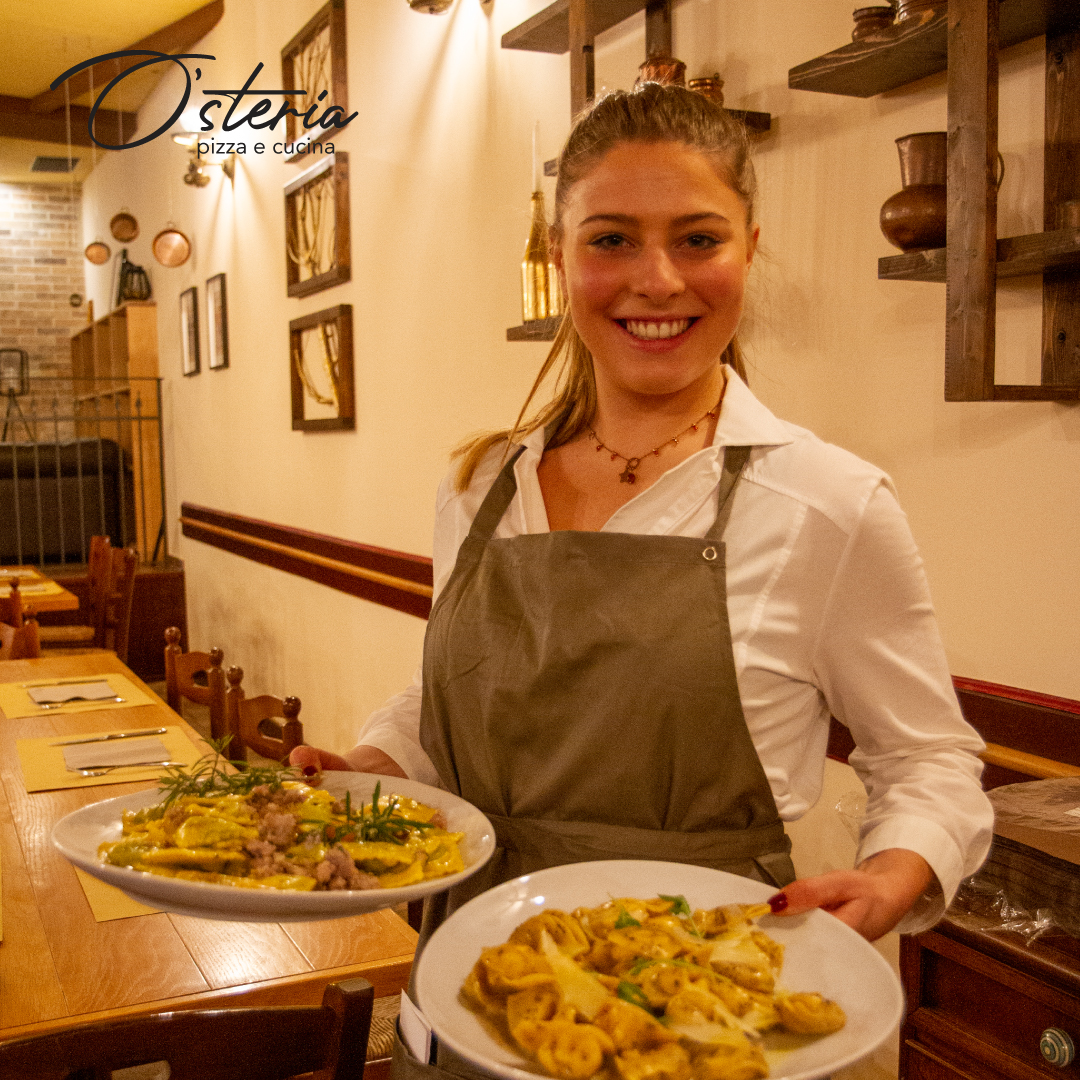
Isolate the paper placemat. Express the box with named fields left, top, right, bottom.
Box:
left=17, top=725, right=203, bottom=792
left=0, top=673, right=155, bottom=719
left=0, top=579, right=63, bottom=597
left=74, top=867, right=158, bottom=921
left=0, top=568, right=42, bottom=579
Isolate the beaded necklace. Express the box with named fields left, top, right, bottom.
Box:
left=587, top=389, right=725, bottom=485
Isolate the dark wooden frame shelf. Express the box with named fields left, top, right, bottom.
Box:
left=288, top=303, right=355, bottom=432
left=790, top=0, right=1080, bottom=403
left=506, top=317, right=562, bottom=343
left=787, top=3, right=1073, bottom=99
left=284, top=152, right=351, bottom=299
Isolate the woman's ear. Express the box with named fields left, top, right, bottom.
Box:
left=747, top=224, right=760, bottom=268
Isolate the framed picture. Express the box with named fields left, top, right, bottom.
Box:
left=206, top=273, right=229, bottom=370
left=180, top=287, right=199, bottom=376
left=289, top=303, right=354, bottom=432
left=280, top=0, right=347, bottom=160
left=284, top=153, right=351, bottom=298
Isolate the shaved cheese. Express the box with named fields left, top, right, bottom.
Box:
left=538, top=931, right=614, bottom=1020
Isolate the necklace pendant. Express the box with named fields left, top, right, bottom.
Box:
left=619, top=457, right=641, bottom=484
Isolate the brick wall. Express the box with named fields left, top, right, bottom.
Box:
left=0, top=182, right=86, bottom=438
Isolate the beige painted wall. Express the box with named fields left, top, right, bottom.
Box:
left=78, top=0, right=1079, bottom=770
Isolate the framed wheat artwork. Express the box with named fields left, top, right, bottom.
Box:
left=206, top=273, right=229, bottom=370
left=284, top=152, right=351, bottom=298
left=280, top=0, right=347, bottom=161
left=289, top=303, right=354, bottom=432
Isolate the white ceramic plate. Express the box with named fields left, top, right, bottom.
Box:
left=52, top=772, right=495, bottom=922
left=415, top=860, right=903, bottom=1080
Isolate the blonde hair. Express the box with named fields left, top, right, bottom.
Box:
left=453, top=82, right=757, bottom=492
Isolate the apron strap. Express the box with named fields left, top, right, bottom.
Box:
left=705, top=445, right=752, bottom=541
left=466, top=445, right=528, bottom=541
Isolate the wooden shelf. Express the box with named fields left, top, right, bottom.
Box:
left=788, top=1, right=1074, bottom=98
left=879, top=228, right=1080, bottom=283
left=507, top=318, right=562, bottom=343
left=502, top=0, right=648, bottom=54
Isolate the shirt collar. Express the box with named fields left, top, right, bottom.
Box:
left=518, top=366, right=793, bottom=458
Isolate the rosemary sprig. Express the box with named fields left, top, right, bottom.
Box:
left=154, top=736, right=302, bottom=807
left=303, top=782, right=436, bottom=846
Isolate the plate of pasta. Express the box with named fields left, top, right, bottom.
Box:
left=52, top=765, right=495, bottom=921
left=414, top=860, right=903, bottom=1080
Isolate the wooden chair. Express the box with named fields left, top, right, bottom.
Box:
left=0, top=577, right=40, bottom=661
left=225, top=665, right=303, bottom=763
left=39, top=541, right=138, bottom=662
left=0, top=975, right=374, bottom=1080
left=164, top=627, right=227, bottom=740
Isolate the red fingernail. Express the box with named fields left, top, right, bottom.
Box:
left=768, top=892, right=788, bottom=913
left=303, top=765, right=317, bottom=776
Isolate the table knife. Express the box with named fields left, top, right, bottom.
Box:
left=22, top=677, right=114, bottom=688
left=51, top=727, right=167, bottom=746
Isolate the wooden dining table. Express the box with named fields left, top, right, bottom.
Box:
left=0, top=566, right=79, bottom=615
left=0, top=651, right=416, bottom=1047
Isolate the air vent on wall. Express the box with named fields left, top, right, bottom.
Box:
left=31, top=156, right=80, bottom=173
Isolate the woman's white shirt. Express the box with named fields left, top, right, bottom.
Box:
left=360, top=369, right=993, bottom=933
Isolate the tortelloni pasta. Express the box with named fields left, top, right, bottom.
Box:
left=462, top=897, right=845, bottom=1080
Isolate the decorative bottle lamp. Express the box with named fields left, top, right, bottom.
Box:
left=521, top=124, right=564, bottom=323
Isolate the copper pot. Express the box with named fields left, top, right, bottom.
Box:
left=84, top=240, right=111, bottom=265
left=852, top=6, right=895, bottom=39
left=109, top=211, right=139, bottom=242
left=688, top=74, right=725, bottom=106
left=880, top=132, right=947, bottom=252
left=897, top=0, right=942, bottom=22
left=637, top=55, right=686, bottom=87
left=151, top=226, right=192, bottom=268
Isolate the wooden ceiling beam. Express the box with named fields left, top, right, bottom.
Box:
left=29, top=0, right=224, bottom=115
left=0, top=95, right=136, bottom=148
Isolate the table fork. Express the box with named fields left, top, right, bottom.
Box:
left=72, top=760, right=181, bottom=778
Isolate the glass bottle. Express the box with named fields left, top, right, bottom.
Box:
left=521, top=191, right=563, bottom=322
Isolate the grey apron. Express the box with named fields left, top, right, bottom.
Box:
left=394, top=443, right=795, bottom=1080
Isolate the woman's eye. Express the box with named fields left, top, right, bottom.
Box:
left=684, top=234, right=721, bottom=250
left=589, top=234, right=629, bottom=250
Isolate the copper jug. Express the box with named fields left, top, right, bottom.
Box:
left=879, top=132, right=947, bottom=252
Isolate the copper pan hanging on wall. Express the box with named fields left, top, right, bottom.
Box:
left=151, top=225, right=191, bottom=267
left=84, top=240, right=111, bottom=265
left=109, top=211, right=139, bottom=242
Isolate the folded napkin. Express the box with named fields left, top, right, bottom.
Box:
left=62, top=736, right=171, bottom=771
left=28, top=681, right=118, bottom=706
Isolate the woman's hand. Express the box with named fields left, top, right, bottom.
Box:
left=288, top=744, right=408, bottom=779
left=767, top=848, right=934, bottom=941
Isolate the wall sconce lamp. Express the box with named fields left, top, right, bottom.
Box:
left=172, top=132, right=236, bottom=186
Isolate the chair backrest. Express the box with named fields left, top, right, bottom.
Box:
left=225, top=665, right=303, bottom=763
left=164, top=627, right=227, bottom=740
left=0, top=577, right=26, bottom=628
left=0, top=976, right=373, bottom=1080
left=84, top=534, right=113, bottom=646
left=104, top=545, right=138, bottom=662
left=0, top=578, right=39, bottom=661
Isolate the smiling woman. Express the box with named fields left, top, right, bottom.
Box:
left=291, top=86, right=993, bottom=1013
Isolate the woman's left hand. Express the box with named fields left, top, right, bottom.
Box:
left=767, top=848, right=935, bottom=941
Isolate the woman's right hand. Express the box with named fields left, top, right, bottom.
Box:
left=288, top=744, right=408, bottom=778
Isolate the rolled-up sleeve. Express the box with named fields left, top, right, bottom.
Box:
left=812, top=482, right=994, bottom=934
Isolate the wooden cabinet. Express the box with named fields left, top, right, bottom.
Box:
left=69, top=302, right=163, bottom=561
left=902, top=916, right=1080, bottom=1080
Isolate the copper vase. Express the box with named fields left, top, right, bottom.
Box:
left=636, top=55, right=686, bottom=87
left=879, top=131, right=947, bottom=252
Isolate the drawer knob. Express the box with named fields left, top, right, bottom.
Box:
left=1040, top=1029, right=1075, bottom=1067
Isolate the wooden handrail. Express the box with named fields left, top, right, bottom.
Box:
left=178, top=517, right=434, bottom=599
left=981, top=742, right=1080, bottom=780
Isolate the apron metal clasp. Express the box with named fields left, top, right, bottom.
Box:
left=702, top=546, right=718, bottom=561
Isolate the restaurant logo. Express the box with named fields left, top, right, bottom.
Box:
left=50, top=50, right=358, bottom=155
